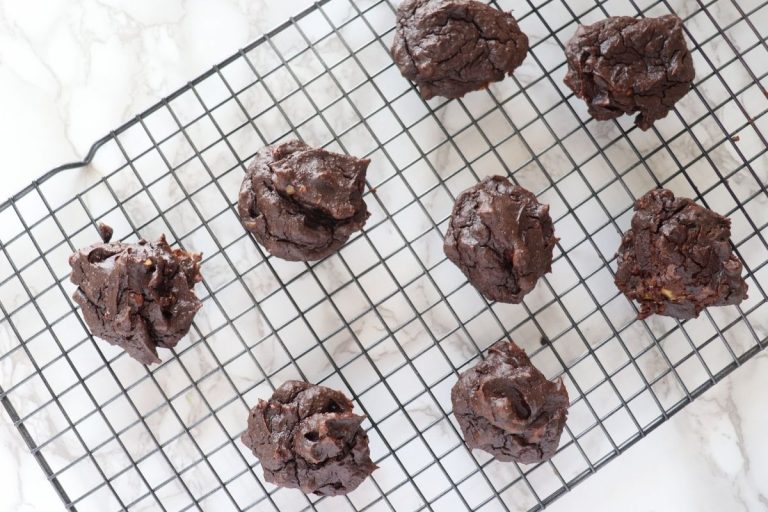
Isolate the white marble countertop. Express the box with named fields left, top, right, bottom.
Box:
left=1, top=1, right=766, bottom=511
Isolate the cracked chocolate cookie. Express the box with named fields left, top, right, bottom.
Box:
left=452, top=340, right=569, bottom=464
left=564, top=15, right=695, bottom=130
left=615, top=188, right=748, bottom=320
left=443, top=176, right=557, bottom=303
left=238, top=140, right=370, bottom=261
left=69, top=232, right=203, bottom=365
left=241, top=380, right=377, bottom=496
left=391, top=0, right=529, bottom=100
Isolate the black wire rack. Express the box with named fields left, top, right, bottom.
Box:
left=1, top=0, right=766, bottom=511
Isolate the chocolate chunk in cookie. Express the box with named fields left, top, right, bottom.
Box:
left=238, top=140, right=370, bottom=261
left=564, top=15, right=695, bottom=130
left=391, top=0, right=529, bottom=100
left=615, top=188, right=748, bottom=320
left=241, top=381, right=377, bottom=496
left=452, top=340, right=569, bottom=464
left=443, top=176, right=557, bottom=303
left=97, top=222, right=113, bottom=243
left=69, top=233, right=203, bottom=365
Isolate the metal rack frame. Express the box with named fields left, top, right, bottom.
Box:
left=0, top=0, right=766, bottom=510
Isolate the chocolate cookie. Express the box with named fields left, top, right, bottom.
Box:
left=564, top=15, right=695, bottom=130
left=238, top=140, right=370, bottom=261
left=452, top=340, right=569, bottom=464
left=69, top=233, right=203, bottom=365
left=391, top=0, right=529, bottom=100
left=241, top=381, right=377, bottom=496
left=443, top=176, right=557, bottom=303
left=615, top=188, right=748, bottom=320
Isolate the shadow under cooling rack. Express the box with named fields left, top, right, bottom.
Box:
left=1, top=0, right=767, bottom=511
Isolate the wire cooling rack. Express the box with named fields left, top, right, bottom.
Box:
left=1, top=0, right=766, bottom=511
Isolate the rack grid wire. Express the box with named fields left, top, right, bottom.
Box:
left=0, top=0, right=766, bottom=511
